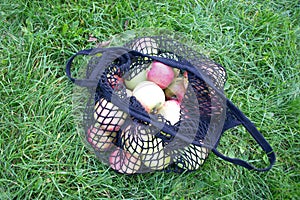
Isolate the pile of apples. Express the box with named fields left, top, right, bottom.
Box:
left=87, top=40, right=207, bottom=173
left=125, top=60, right=188, bottom=116
left=87, top=58, right=190, bottom=174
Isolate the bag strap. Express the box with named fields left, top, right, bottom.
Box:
left=65, top=48, right=99, bottom=87
left=66, top=47, right=132, bottom=87
left=211, top=99, right=276, bottom=171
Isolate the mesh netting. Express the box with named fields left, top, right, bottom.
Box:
left=77, top=36, right=229, bottom=174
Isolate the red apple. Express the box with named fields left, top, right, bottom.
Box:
left=109, top=148, right=142, bottom=174
left=146, top=61, right=175, bottom=89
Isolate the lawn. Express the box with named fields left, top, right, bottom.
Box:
left=0, top=0, right=299, bottom=199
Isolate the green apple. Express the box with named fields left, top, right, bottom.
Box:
left=124, top=65, right=150, bottom=90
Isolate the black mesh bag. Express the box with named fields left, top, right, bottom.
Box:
left=66, top=36, right=276, bottom=174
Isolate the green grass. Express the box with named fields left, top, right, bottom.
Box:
left=1, top=0, right=299, bottom=199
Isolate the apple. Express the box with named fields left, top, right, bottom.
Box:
left=132, top=81, right=165, bottom=113
left=87, top=126, right=117, bottom=151
left=94, top=98, right=128, bottom=131
left=158, top=100, right=181, bottom=125
left=131, top=37, right=158, bottom=55
left=164, top=77, right=187, bottom=103
left=124, top=65, right=150, bottom=90
left=121, top=124, right=169, bottom=170
left=109, top=148, right=142, bottom=174
left=121, top=124, right=164, bottom=156
left=174, top=145, right=209, bottom=171
left=132, top=79, right=154, bottom=91
left=146, top=61, right=175, bottom=89
left=141, top=150, right=171, bottom=170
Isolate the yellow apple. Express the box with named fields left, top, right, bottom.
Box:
left=121, top=124, right=164, bottom=156
left=87, top=125, right=117, bottom=151
left=158, top=100, right=181, bottom=125
left=132, top=81, right=165, bottom=113
left=94, top=98, right=128, bottom=131
left=141, top=150, right=171, bottom=170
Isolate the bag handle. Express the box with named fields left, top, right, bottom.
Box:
left=66, top=47, right=133, bottom=87
left=66, top=48, right=95, bottom=86
left=211, top=99, right=276, bottom=171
